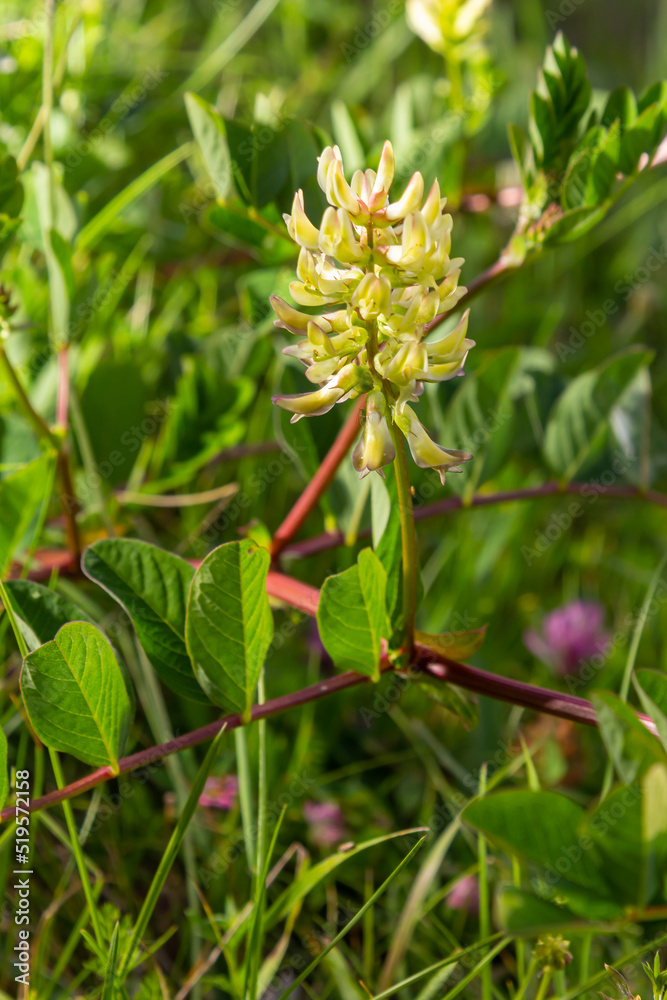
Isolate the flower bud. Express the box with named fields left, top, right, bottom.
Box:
left=284, top=191, right=320, bottom=250
left=273, top=385, right=346, bottom=422
left=330, top=159, right=361, bottom=216
left=383, top=171, right=425, bottom=223
left=398, top=405, right=471, bottom=483
left=386, top=211, right=431, bottom=268
left=352, top=272, right=392, bottom=319
left=421, top=180, right=442, bottom=228
left=352, top=391, right=395, bottom=478
left=317, top=146, right=338, bottom=193
left=271, top=295, right=332, bottom=335
left=369, top=141, right=395, bottom=212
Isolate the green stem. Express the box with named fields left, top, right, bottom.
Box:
left=535, top=969, right=553, bottom=1000
left=0, top=343, right=59, bottom=449
left=49, top=748, right=105, bottom=948
left=478, top=764, right=492, bottom=1000
left=390, top=426, right=418, bottom=660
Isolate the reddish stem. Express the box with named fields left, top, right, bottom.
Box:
left=2, top=570, right=659, bottom=822
left=271, top=396, right=365, bottom=558
left=56, top=346, right=70, bottom=430
left=2, top=624, right=657, bottom=822
left=425, top=256, right=516, bottom=335
left=282, top=481, right=667, bottom=559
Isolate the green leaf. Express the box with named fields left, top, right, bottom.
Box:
left=330, top=100, right=365, bottom=173
left=541, top=203, right=607, bottom=245
left=185, top=92, right=234, bottom=199
left=543, top=347, right=653, bottom=480
left=414, top=674, right=479, bottom=729
left=601, top=87, right=637, bottom=130
left=447, top=348, right=520, bottom=497
left=530, top=33, right=591, bottom=171
left=317, top=548, right=387, bottom=680
left=224, top=118, right=291, bottom=209
left=463, top=790, right=609, bottom=895
left=415, top=626, right=487, bottom=662
left=507, top=123, right=534, bottom=187
left=592, top=691, right=666, bottom=785
left=620, top=102, right=667, bottom=174
left=207, top=204, right=267, bottom=246
left=185, top=541, right=273, bottom=719
left=83, top=538, right=207, bottom=703
left=0, top=454, right=53, bottom=578
left=581, top=782, right=645, bottom=905
left=495, top=885, right=575, bottom=933
left=265, top=828, right=428, bottom=929
left=33, top=163, right=72, bottom=343
left=21, top=622, right=132, bottom=771
left=4, top=579, right=135, bottom=713
left=4, top=578, right=94, bottom=650
left=79, top=361, right=147, bottom=487
left=0, top=728, right=7, bottom=811
left=375, top=468, right=404, bottom=645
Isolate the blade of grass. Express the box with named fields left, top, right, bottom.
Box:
left=276, top=835, right=427, bottom=1000
left=245, top=670, right=269, bottom=1000
left=76, top=143, right=194, bottom=251
left=40, top=881, right=104, bottom=1000
left=363, top=868, right=374, bottom=991
left=372, top=935, right=510, bottom=1000
left=234, top=729, right=256, bottom=875
left=117, top=723, right=227, bottom=982
left=378, top=817, right=461, bottom=990
left=49, top=748, right=105, bottom=947
left=478, top=764, right=491, bottom=1000
left=554, top=931, right=667, bottom=1000
left=102, top=923, right=120, bottom=1000
left=245, top=805, right=287, bottom=1000
left=179, top=0, right=281, bottom=95
left=601, top=553, right=667, bottom=797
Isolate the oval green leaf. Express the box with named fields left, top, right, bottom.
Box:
left=543, top=347, right=654, bottom=481
left=185, top=541, right=273, bottom=719
left=21, top=622, right=132, bottom=771
left=317, top=548, right=387, bottom=681
left=83, top=538, right=207, bottom=703
left=4, top=578, right=135, bottom=713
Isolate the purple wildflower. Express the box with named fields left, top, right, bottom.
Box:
left=303, top=800, right=346, bottom=847
left=199, top=774, right=239, bottom=810
left=523, top=600, right=609, bottom=676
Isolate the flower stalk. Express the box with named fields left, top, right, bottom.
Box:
left=390, top=423, right=418, bottom=661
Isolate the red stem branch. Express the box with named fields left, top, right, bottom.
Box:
left=282, top=481, right=667, bottom=559
left=425, top=256, right=517, bottom=335
left=3, top=568, right=658, bottom=823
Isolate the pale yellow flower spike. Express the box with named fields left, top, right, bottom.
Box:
left=272, top=141, right=475, bottom=484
